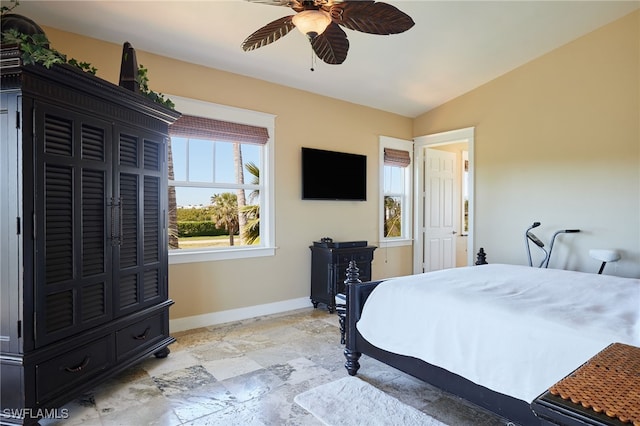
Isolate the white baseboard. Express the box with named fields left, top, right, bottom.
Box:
left=169, top=297, right=313, bottom=333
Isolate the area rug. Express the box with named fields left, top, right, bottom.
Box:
left=294, top=376, right=447, bottom=426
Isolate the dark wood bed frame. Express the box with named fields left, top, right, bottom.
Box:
left=342, top=259, right=544, bottom=426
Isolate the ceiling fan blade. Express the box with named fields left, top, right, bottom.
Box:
left=245, top=0, right=298, bottom=7
left=311, top=22, right=349, bottom=65
left=246, top=0, right=346, bottom=10
left=241, top=16, right=296, bottom=52
left=245, top=0, right=306, bottom=12
left=330, top=1, right=415, bottom=35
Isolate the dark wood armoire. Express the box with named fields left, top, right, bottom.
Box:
left=0, top=40, right=179, bottom=425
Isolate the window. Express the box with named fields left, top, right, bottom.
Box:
left=461, top=150, right=469, bottom=235
left=379, top=136, right=412, bottom=246
left=167, top=96, right=275, bottom=264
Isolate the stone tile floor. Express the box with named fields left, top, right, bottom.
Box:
left=42, top=308, right=505, bottom=425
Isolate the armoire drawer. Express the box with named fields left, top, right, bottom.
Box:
left=116, top=313, right=165, bottom=360
left=36, top=335, right=114, bottom=403
left=338, top=252, right=373, bottom=265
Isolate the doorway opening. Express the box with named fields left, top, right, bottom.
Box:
left=413, top=127, right=474, bottom=274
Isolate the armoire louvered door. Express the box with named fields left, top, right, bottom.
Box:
left=114, top=125, right=167, bottom=317
left=33, top=102, right=114, bottom=348
left=33, top=103, right=169, bottom=346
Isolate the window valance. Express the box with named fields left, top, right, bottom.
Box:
left=169, top=114, right=269, bottom=145
left=384, top=148, right=411, bottom=167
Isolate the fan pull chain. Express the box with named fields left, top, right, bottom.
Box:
left=310, top=46, right=316, bottom=72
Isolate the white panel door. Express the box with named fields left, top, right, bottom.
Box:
left=423, top=148, right=457, bottom=271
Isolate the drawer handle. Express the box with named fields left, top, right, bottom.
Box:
left=133, top=326, right=151, bottom=340
left=64, top=356, right=91, bottom=373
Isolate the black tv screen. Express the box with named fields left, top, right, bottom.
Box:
left=301, top=147, right=367, bottom=201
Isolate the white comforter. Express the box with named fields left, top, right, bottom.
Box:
left=356, top=264, right=640, bottom=403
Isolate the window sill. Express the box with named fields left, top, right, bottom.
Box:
left=378, top=239, right=413, bottom=248
left=169, top=246, right=276, bottom=264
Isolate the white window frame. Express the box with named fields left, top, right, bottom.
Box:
left=379, top=136, right=413, bottom=248
left=167, top=95, right=276, bottom=264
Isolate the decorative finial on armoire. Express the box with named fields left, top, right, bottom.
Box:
left=118, top=41, right=139, bottom=93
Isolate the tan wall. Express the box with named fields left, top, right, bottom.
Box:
left=40, top=8, right=640, bottom=325
left=414, top=10, right=640, bottom=277
left=43, top=27, right=414, bottom=320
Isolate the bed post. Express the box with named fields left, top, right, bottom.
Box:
left=344, top=261, right=362, bottom=375
left=475, top=247, right=488, bottom=265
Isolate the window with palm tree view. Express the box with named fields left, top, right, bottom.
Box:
left=380, top=137, right=412, bottom=244
left=168, top=123, right=265, bottom=251
left=383, top=165, right=404, bottom=238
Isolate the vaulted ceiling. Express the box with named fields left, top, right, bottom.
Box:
left=11, top=0, right=640, bottom=117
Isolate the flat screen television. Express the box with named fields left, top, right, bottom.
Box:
left=301, top=147, right=367, bottom=201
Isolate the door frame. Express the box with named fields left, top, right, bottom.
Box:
left=413, top=127, right=475, bottom=273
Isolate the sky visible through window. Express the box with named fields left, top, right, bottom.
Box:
left=171, top=137, right=261, bottom=207
left=384, top=165, right=404, bottom=193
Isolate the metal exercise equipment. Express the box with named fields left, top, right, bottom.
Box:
left=525, top=222, right=580, bottom=268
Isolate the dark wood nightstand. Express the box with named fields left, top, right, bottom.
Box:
left=309, top=243, right=375, bottom=313
left=531, top=343, right=640, bottom=426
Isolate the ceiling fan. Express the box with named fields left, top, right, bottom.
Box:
left=241, top=0, right=415, bottom=66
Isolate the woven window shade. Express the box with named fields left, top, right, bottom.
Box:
left=384, top=148, right=411, bottom=167
left=169, top=114, right=269, bottom=145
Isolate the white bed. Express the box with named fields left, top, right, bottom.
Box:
left=356, top=264, right=640, bottom=404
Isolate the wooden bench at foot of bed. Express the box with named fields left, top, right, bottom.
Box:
left=532, top=342, right=640, bottom=426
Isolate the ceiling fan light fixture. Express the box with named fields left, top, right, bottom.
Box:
left=292, top=10, right=331, bottom=40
